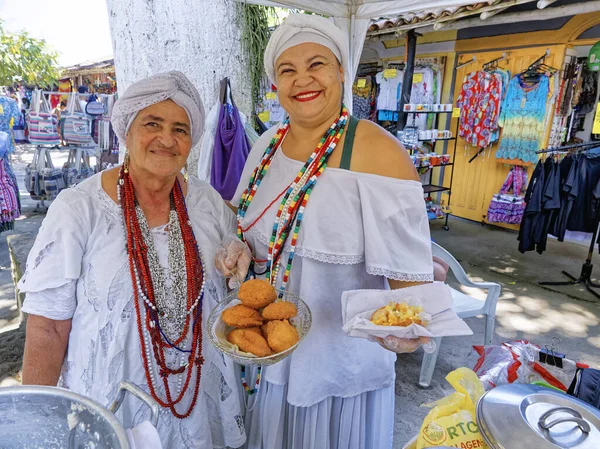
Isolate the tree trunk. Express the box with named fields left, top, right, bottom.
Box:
left=105, top=0, right=252, bottom=175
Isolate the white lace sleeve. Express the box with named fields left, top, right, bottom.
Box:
left=358, top=177, right=434, bottom=282
left=21, top=281, right=77, bottom=320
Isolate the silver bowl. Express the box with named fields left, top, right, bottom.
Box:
left=0, top=381, right=158, bottom=449
left=207, top=290, right=312, bottom=366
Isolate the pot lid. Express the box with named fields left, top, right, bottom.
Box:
left=477, top=384, right=600, bottom=449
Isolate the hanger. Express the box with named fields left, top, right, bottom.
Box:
left=220, top=78, right=229, bottom=105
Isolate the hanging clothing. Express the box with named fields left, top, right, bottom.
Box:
left=375, top=70, right=403, bottom=112
left=0, top=132, right=19, bottom=233
left=456, top=71, right=502, bottom=149
left=519, top=150, right=600, bottom=254
left=232, top=126, right=433, bottom=449
left=211, top=100, right=252, bottom=201
left=490, top=68, right=511, bottom=144
left=496, top=75, right=550, bottom=163
left=576, top=67, right=598, bottom=115
left=0, top=97, right=20, bottom=154
left=352, top=75, right=376, bottom=121
left=566, top=152, right=600, bottom=233
left=197, top=101, right=221, bottom=183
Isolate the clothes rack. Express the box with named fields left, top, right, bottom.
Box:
left=537, top=143, right=600, bottom=300
left=536, top=141, right=598, bottom=154
left=539, top=209, right=600, bottom=300
left=456, top=57, right=476, bottom=69
left=482, top=53, right=507, bottom=71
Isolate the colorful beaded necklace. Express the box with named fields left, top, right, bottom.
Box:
left=119, top=165, right=205, bottom=419
left=237, top=106, right=349, bottom=297
left=241, top=366, right=262, bottom=395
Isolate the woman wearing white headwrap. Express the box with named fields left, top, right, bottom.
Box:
left=228, top=14, right=434, bottom=449
left=19, top=71, right=251, bottom=449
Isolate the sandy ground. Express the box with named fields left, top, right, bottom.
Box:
left=0, top=144, right=599, bottom=448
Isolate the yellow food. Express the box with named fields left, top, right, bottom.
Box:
left=370, top=302, right=426, bottom=327
left=238, top=279, right=278, bottom=309
left=227, top=328, right=273, bottom=357
left=221, top=304, right=263, bottom=328
left=261, top=301, right=298, bottom=320
left=266, top=319, right=299, bottom=353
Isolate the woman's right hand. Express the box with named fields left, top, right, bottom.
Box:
left=369, top=335, right=432, bottom=354
left=214, top=236, right=252, bottom=288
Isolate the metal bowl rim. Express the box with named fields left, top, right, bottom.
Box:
left=0, top=384, right=130, bottom=448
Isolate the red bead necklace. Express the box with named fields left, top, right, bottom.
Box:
left=119, top=166, right=204, bottom=419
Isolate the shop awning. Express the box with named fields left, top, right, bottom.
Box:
left=234, top=0, right=482, bottom=110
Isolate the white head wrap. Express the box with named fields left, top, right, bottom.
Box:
left=264, top=14, right=349, bottom=87
left=111, top=71, right=204, bottom=147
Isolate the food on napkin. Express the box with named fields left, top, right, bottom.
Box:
left=341, top=283, right=472, bottom=340
left=227, top=328, right=273, bottom=357
left=238, top=279, right=277, bottom=309
left=371, top=302, right=427, bottom=327
left=222, top=304, right=264, bottom=328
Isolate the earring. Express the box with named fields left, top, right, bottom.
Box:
left=183, top=162, right=189, bottom=183
left=123, top=152, right=130, bottom=173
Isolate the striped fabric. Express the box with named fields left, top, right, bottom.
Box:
left=27, top=112, right=61, bottom=146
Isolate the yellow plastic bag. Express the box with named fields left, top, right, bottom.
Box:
left=416, top=368, right=489, bottom=449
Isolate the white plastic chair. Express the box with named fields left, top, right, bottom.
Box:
left=419, top=242, right=502, bottom=387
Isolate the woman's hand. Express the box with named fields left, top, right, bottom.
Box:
left=215, top=236, right=252, bottom=288
left=369, top=335, right=432, bottom=354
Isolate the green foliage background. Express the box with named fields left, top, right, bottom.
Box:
left=0, top=20, right=60, bottom=88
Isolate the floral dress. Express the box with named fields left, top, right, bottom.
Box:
left=456, top=71, right=502, bottom=148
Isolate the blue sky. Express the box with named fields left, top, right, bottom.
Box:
left=0, top=0, right=113, bottom=66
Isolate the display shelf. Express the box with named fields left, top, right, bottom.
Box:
left=418, top=137, right=456, bottom=142
left=496, top=158, right=535, bottom=167
left=415, top=163, right=454, bottom=170
left=423, top=184, right=451, bottom=193
left=405, top=110, right=454, bottom=114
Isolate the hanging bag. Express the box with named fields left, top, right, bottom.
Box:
left=63, top=146, right=94, bottom=187
left=487, top=166, right=527, bottom=224
left=40, top=148, right=65, bottom=199
left=85, top=94, right=105, bottom=116
left=210, top=78, right=251, bottom=200
left=26, top=90, right=61, bottom=146
left=62, top=93, right=93, bottom=145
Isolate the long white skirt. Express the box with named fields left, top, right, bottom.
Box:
left=241, top=378, right=395, bottom=449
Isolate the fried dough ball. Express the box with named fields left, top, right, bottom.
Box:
left=261, top=301, right=298, bottom=320
left=221, top=304, right=263, bottom=328
left=238, top=279, right=277, bottom=309
left=245, top=327, right=263, bottom=337
left=266, top=319, right=299, bottom=353
left=261, top=320, right=278, bottom=340
left=227, top=328, right=273, bottom=357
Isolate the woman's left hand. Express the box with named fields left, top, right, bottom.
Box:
left=369, top=335, right=432, bottom=354
left=215, top=236, right=252, bottom=288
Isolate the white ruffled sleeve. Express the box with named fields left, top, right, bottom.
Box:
left=358, top=177, right=434, bottom=283
left=18, top=191, right=88, bottom=319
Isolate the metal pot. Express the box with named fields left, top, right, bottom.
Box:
left=477, top=384, right=600, bottom=449
left=0, top=381, right=159, bottom=449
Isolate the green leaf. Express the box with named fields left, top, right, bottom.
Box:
left=0, top=24, right=60, bottom=87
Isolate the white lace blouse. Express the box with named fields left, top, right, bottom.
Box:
left=232, top=125, right=434, bottom=407
left=19, top=173, right=245, bottom=449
